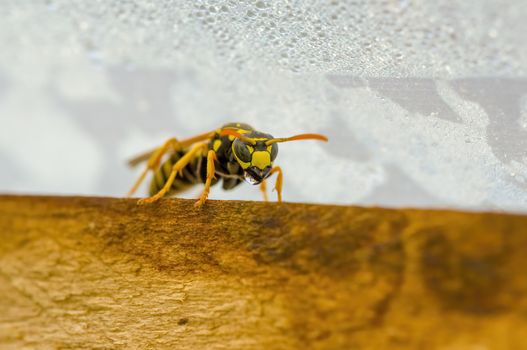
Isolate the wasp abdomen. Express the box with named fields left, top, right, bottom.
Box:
left=149, top=151, right=212, bottom=196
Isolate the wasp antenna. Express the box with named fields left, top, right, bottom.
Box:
left=220, top=129, right=256, bottom=145
left=266, top=133, right=329, bottom=145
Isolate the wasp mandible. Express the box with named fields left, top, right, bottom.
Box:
left=127, top=122, right=328, bottom=207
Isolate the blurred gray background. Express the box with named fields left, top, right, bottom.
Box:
left=1, top=1, right=527, bottom=211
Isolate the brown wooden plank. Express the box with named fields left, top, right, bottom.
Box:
left=0, top=195, right=526, bottom=349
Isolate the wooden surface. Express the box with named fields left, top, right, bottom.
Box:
left=1, top=195, right=527, bottom=349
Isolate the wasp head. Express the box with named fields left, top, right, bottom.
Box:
left=232, top=132, right=278, bottom=185
left=221, top=128, right=328, bottom=185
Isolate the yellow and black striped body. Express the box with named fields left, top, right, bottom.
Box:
left=148, top=122, right=256, bottom=196
left=131, top=121, right=327, bottom=206
left=149, top=150, right=212, bottom=196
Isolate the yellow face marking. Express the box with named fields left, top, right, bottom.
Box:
left=252, top=151, right=271, bottom=170
left=246, top=145, right=254, bottom=153
left=213, top=139, right=222, bottom=152
left=267, top=145, right=273, bottom=152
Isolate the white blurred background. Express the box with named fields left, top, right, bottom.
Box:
left=1, top=1, right=527, bottom=211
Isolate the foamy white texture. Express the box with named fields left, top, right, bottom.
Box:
left=0, top=1, right=526, bottom=211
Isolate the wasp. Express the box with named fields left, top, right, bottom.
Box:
left=127, top=122, right=328, bottom=207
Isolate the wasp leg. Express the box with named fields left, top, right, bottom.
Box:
left=138, top=143, right=208, bottom=204
left=195, top=150, right=217, bottom=208
left=127, top=131, right=216, bottom=197
left=259, top=180, right=269, bottom=202
left=269, top=166, right=283, bottom=203
left=127, top=137, right=182, bottom=197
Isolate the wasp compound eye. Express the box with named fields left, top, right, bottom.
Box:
left=233, top=139, right=252, bottom=163
left=269, top=143, right=278, bottom=161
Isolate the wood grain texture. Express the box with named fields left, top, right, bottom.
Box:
left=1, top=195, right=527, bottom=349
